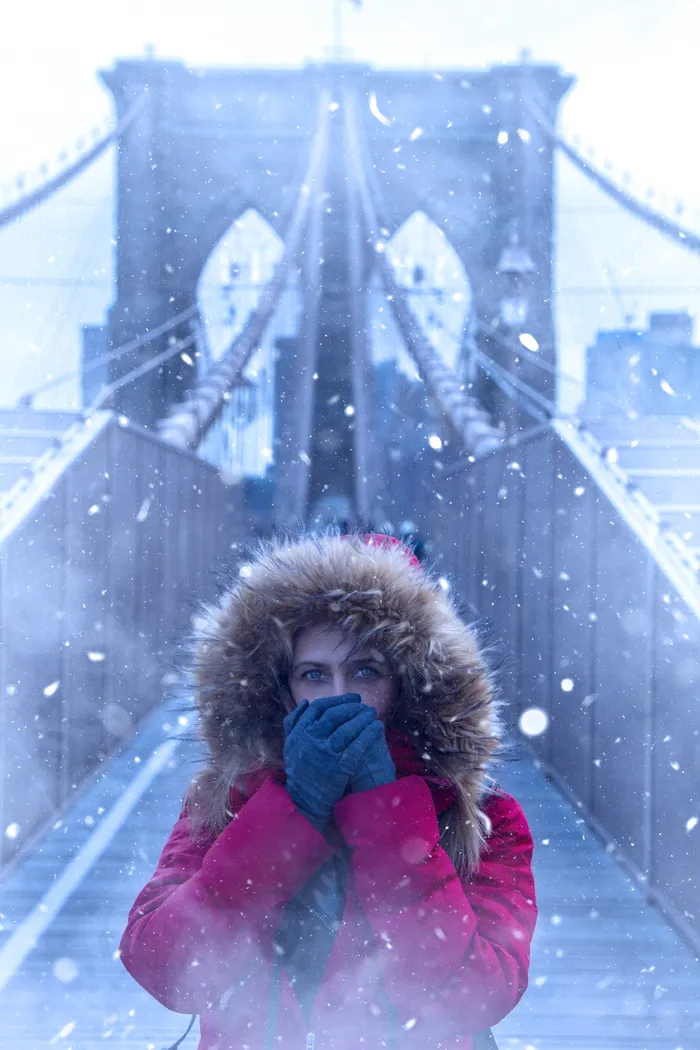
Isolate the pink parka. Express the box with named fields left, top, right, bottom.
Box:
left=120, top=536, right=537, bottom=1049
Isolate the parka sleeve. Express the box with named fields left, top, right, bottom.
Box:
left=333, top=777, right=537, bottom=1036
left=119, top=777, right=333, bottom=1013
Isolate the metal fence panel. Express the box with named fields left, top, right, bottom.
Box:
left=651, top=585, right=700, bottom=945
left=463, top=467, right=486, bottom=621
left=414, top=422, right=700, bottom=952
left=480, top=455, right=502, bottom=636
left=135, top=434, right=166, bottom=707
left=107, top=425, right=142, bottom=733
left=63, top=433, right=110, bottom=791
left=550, top=441, right=597, bottom=809
left=593, top=502, right=654, bottom=876
left=430, top=470, right=460, bottom=580
left=519, top=432, right=555, bottom=761
left=0, top=416, right=243, bottom=866
left=0, top=491, right=66, bottom=863
left=162, top=435, right=187, bottom=650
left=179, top=456, right=198, bottom=601
left=461, top=473, right=479, bottom=618
left=492, top=459, right=523, bottom=708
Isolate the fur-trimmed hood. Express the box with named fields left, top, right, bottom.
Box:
left=189, top=533, right=502, bottom=871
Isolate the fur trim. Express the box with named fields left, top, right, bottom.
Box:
left=187, top=534, right=502, bottom=873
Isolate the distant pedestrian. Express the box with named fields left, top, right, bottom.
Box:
left=120, top=532, right=536, bottom=1050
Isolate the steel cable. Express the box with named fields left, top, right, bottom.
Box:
left=157, top=92, right=332, bottom=451
left=0, top=95, right=145, bottom=232
left=343, top=90, right=502, bottom=459
left=16, top=305, right=198, bottom=408
left=527, top=99, right=700, bottom=257
left=89, top=332, right=199, bottom=411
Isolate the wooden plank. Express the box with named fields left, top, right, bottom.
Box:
left=494, top=760, right=700, bottom=1049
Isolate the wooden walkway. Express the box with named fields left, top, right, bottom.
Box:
left=0, top=704, right=698, bottom=1050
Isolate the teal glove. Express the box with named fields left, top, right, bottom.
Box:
left=283, top=694, right=384, bottom=831
left=348, top=719, right=396, bottom=793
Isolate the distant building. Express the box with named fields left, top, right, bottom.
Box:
left=584, top=311, right=700, bottom=418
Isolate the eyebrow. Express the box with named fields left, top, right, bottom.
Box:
left=292, top=653, right=383, bottom=671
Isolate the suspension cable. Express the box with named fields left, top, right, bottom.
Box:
left=527, top=100, right=700, bottom=257
left=345, top=91, right=611, bottom=435
left=0, top=95, right=145, bottom=232
left=468, top=327, right=640, bottom=427
left=344, top=91, right=502, bottom=459
left=15, top=304, right=198, bottom=408
left=89, top=332, right=198, bottom=411
left=474, top=318, right=634, bottom=417
left=157, top=92, right=332, bottom=451
left=470, top=343, right=554, bottom=420
left=345, top=97, right=586, bottom=435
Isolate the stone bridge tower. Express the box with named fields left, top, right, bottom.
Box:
left=102, top=57, right=572, bottom=515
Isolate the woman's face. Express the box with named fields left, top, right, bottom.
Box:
left=290, top=623, right=399, bottom=721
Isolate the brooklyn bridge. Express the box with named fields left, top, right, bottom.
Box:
left=0, top=50, right=698, bottom=1049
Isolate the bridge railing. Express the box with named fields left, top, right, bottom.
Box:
left=0, top=414, right=244, bottom=867
left=424, top=422, right=700, bottom=953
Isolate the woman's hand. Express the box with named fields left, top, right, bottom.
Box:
left=347, top=724, right=396, bottom=793
left=283, top=694, right=384, bottom=832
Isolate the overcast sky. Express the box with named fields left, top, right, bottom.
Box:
left=1, top=0, right=699, bottom=205
left=1, top=0, right=699, bottom=411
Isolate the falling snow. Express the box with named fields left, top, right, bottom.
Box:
left=368, top=92, right=391, bottom=126
left=1, top=21, right=699, bottom=1050
left=519, top=332, right=540, bottom=352
left=519, top=708, right=549, bottom=737
left=53, top=958, right=79, bottom=983
left=136, top=497, right=151, bottom=522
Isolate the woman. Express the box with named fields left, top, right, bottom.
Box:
left=120, top=533, right=537, bottom=1050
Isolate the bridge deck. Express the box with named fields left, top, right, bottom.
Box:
left=0, top=705, right=698, bottom=1050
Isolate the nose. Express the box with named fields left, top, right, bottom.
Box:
left=330, top=672, right=349, bottom=696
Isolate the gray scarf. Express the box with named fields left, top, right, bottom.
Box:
left=275, top=850, right=349, bottom=1020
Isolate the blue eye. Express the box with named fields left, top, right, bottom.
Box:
left=355, top=666, right=379, bottom=678
left=301, top=669, right=326, bottom=681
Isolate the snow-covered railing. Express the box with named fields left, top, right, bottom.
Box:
left=0, top=412, right=246, bottom=867
left=426, top=417, right=700, bottom=955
